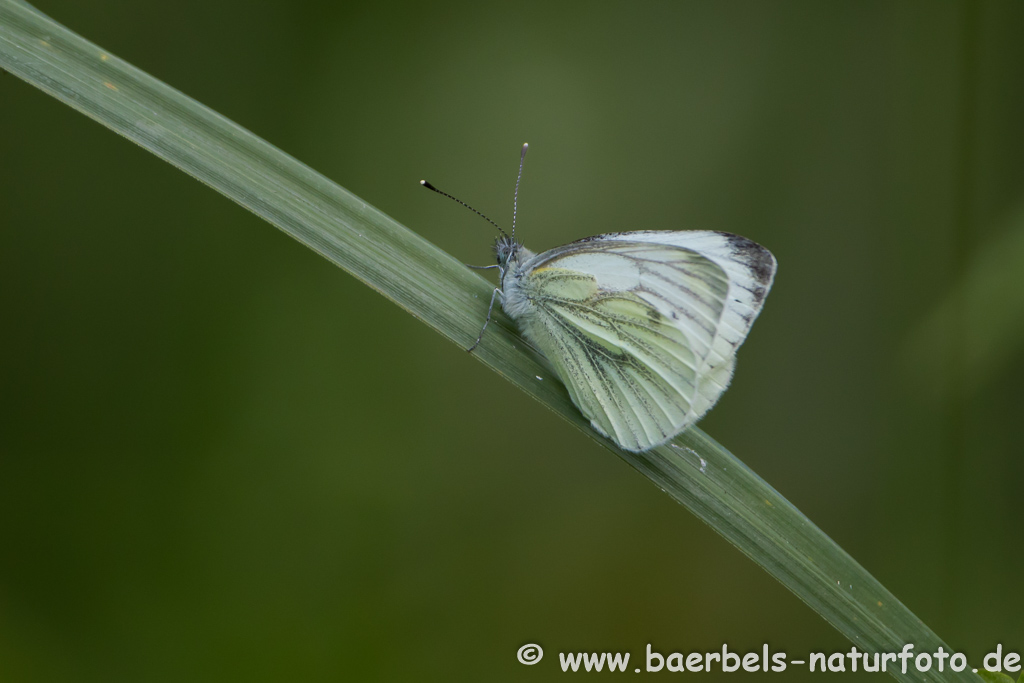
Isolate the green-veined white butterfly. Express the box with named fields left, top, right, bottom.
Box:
left=422, top=144, right=776, bottom=453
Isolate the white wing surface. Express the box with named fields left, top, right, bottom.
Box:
left=515, top=231, right=775, bottom=452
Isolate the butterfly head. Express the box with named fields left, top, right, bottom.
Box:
left=494, top=234, right=524, bottom=269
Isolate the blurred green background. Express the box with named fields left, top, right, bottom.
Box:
left=2, top=0, right=1023, bottom=680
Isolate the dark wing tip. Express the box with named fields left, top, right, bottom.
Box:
left=713, top=231, right=777, bottom=287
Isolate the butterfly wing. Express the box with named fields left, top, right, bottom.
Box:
left=512, top=231, right=775, bottom=452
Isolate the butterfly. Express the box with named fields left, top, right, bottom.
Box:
left=422, top=144, right=776, bottom=453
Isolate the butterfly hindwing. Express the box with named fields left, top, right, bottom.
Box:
left=512, top=231, right=775, bottom=452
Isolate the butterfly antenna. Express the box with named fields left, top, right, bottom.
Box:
left=420, top=180, right=509, bottom=239
left=512, top=142, right=528, bottom=239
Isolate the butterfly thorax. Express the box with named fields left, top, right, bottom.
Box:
left=494, top=235, right=536, bottom=321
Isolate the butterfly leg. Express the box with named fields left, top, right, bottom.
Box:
left=466, top=263, right=500, bottom=270
left=468, top=287, right=502, bottom=352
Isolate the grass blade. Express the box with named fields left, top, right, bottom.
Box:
left=0, top=2, right=981, bottom=680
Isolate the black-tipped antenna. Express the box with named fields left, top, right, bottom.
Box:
left=420, top=180, right=509, bottom=238
left=512, top=143, right=528, bottom=238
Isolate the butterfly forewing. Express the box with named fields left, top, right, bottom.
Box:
left=514, top=231, right=775, bottom=452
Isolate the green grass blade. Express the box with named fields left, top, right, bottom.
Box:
left=0, top=3, right=981, bottom=680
